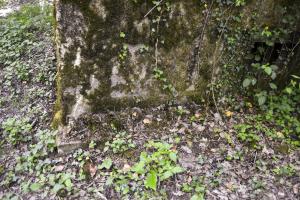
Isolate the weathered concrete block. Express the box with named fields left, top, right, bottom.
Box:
left=53, top=0, right=300, bottom=152
left=53, top=0, right=216, bottom=127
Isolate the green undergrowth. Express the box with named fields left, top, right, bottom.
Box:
left=0, top=4, right=54, bottom=90
left=234, top=78, right=300, bottom=148
left=1, top=117, right=32, bottom=145
left=0, top=3, right=58, bottom=199
left=106, top=141, right=184, bottom=199
left=0, top=0, right=6, bottom=8
left=1, top=1, right=300, bottom=199
left=104, top=131, right=136, bottom=154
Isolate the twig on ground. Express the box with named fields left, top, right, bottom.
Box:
left=144, top=0, right=163, bottom=18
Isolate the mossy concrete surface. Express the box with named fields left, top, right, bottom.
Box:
left=54, top=0, right=212, bottom=152
left=53, top=0, right=300, bottom=153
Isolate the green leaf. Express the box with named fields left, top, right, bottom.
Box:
left=195, top=186, right=205, bottom=193
left=243, top=78, right=251, bottom=88
left=191, top=194, right=204, bottom=200
left=254, top=55, right=261, bottom=61
left=266, top=40, right=274, bottom=46
left=106, top=176, right=114, bottom=185
left=119, top=32, right=126, bottom=38
left=99, top=158, right=112, bottom=170
left=30, top=183, right=41, bottom=192
left=271, top=72, right=277, bottom=80
left=169, top=152, right=177, bottom=162
left=285, top=87, right=293, bottom=94
left=269, top=83, right=277, bottom=90
left=64, top=178, right=73, bottom=190
left=264, top=67, right=272, bottom=75
left=251, top=78, right=257, bottom=86
left=270, top=65, right=278, bottom=71
left=161, top=171, right=173, bottom=181
left=52, top=184, right=64, bottom=194
left=132, top=161, right=146, bottom=174
left=172, top=166, right=184, bottom=174
left=145, top=170, right=157, bottom=191
left=291, top=75, right=300, bottom=79
left=258, top=95, right=266, bottom=106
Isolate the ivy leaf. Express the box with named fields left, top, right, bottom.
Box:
left=264, top=67, right=272, bottom=75
left=145, top=170, right=157, bottom=191
left=132, top=161, right=145, bottom=174
left=52, top=183, right=64, bottom=194
left=64, top=178, right=73, bottom=191
left=172, top=166, right=184, bottom=174
left=270, top=64, right=278, bottom=71
left=269, top=83, right=277, bottom=90
left=254, top=55, right=261, bottom=61
left=285, top=87, right=293, bottom=94
left=119, top=32, right=126, bottom=38
left=30, top=183, right=41, bottom=192
left=169, top=152, right=177, bottom=162
left=271, top=72, right=277, bottom=80
left=161, top=171, right=173, bottom=181
left=106, top=176, right=114, bottom=186
left=99, top=158, right=112, bottom=170
left=266, top=40, right=274, bottom=46
left=243, top=78, right=251, bottom=88
left=258, top=95, right=266, bottom=105
left=191, top=194, right=204, bottom=200
left=251, top=78, right=257, bottom=86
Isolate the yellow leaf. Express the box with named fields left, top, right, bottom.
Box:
left=276, top=132, right=284, bottom=138
left=225, top=110, right=233, bottom=117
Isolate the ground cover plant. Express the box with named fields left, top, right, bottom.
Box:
left=0, top=1, right=299, bottom=200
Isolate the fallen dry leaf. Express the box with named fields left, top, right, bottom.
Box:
left=195, top=113, right=201, bottom=118
left=132, top=112, right=137, bottom=117
left=54, top=165, right=64, bottom=172
left=83, top=161, right=97, bottom=177
left=143, top=118, right=152, bottom=124
left=122, top=164, right=131, bottom=172
left=225, top=110, right=233, bottom=117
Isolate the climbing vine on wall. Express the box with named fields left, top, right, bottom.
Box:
left=202, top=0, right=300, bottom=145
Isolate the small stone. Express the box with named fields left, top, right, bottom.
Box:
left=54, top=165, right=65, bottom=172
left=173, top=191, right=184, bottom=196
left=241, top=173, right=249, bottom=180
left=208, top=122, right=215, bottom=128
left=178, top=127, right=186, bottom=134
left=214, top=112, right=222, bottom=122
left=225, top=182, right=234, bottom=191
left=143, top=118, right=151, bottom=124
left=122, top=164, right=131, bottom=172
left=79, top=190, right=86, bottom=197
left=265, top=193, right=276, bottom=200
left=195, top=113, right=201, bottom=118
left=278, top=191, right=285, bottom=198
left=293, top=183, right=299, bottom=194
left=181, top=146, right=192, bottom=154
left=193, top=123, right=205, bottom=132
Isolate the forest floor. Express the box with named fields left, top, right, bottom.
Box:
left=0, top=1, right=299, bottom=200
